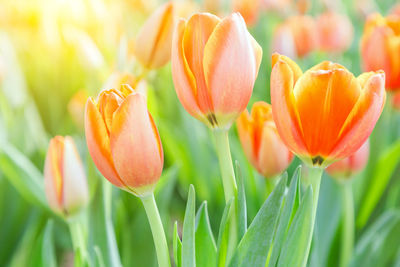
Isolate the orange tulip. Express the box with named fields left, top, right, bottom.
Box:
left=44, top=136, right=88, bottom=216
left=361, top=13, right=400, bottom=91
left=237, top=101, right=294, bottom=178
left=272, top=15, right=318, bottom=58
left=171, top=12, right=262, bottom=130
left=85, top=86, right=163, bottom=196
left=392, top=91, right=400, bottom=110
left=316, top=11, right=354, bottom=53
left=326, top=140, right=369, bottom=178
left=233, top=0, right=261, bottom=26
left=134, top=2, right=176, bottom=69
left=270, top=53, right=386, bottom=167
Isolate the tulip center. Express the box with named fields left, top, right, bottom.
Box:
left=206, top=113, right=218, bottom=127
left=312, top=155, right=324, bottom=166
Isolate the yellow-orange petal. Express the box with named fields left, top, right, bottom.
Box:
left=182, top=13, right=220, bottom=114
left=330, top=71, right=386, bottom=159
left=171, top=19, right=203, bottom=119
left=204, top=13, right=258, bottom=120
left=257, top=122, right=293, bottom=177
left=84, top=98, right=124, bottom=188
left=134, top=2, right=175, bottom=69
left=237, top=109, right=257, bottom=166
left=110, top=93, right=163, bottom=196
left=270, top=59, right=307, bottom=156
left=293, top=64, right=361, bottom=156
left=44, top=136, right=65, bottom=212
left=271, top=53, right=303, bottom=84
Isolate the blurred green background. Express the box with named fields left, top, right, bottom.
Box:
left=0, top=0, right=400, bottom=266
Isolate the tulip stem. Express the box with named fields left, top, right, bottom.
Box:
left=68, top=216, right=89, bottom=267
left=339, top=181, right=354, bottom=267
left=303, top=167, right=323, bottom=267
left=141, top=193, right=171, bottom=267
left=213, top=129, right=238, bottom=262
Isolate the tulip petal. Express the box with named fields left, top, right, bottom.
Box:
left=110, top=93, right=163, bottom=193
left=270, top=59, right=307, bottom=156
left=330, top=72, right=386, bottom=159
left=182, top=13, right=220, bottom=114
left=293, top=67, right=361, bottom=156
left=62, top=137, right=88, bottom=214
left=237, top=109, right=257, bottom=166
left=85, top=98, right=124, bottom=188
left=171, top=19, right=203, bottom=119
left=203, top=13, right=257, bottom=116
left=134, top=2, right=175, bottom=69
left=271, top=53, right=302, bottom=84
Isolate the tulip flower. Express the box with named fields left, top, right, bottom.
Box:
left=85, top=86, right=170, bottom=267
left=361, top=13, right=400, bottom=91
left=272, top=16, right=318, bottom=58
left=134, top=2, right=176, bottom=69
left=271, top=53, right=386, bottom=168
left=271, top=53, right=385, bottom=267
left=171, top=12, right=262, bottom=130
left=233, top=0, right=261, bottom=26
left=44, top=136, right=88, bottom=216
left=237, top=101, right=293, bottom=178
left=85, top=86, right=163, bottom=196
left=326, top=140, right=369, bottom=179
left=316, top=11, right=354, bottom=53
left=392, top=91, right=400, bottom=111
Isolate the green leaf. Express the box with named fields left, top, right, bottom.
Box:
left=173, top=221, right=182, bottom=267
left=41, top=220, right=57, bottom=267
left=277, top=186, right=313, bottom=267
left=0, top=143, right=48, bottom=210
left=88, top=181, right=122, bottom=267
left=182, top=185, right=196, bottom=267
left=235, top=161, right=247, bottom=241
left=357, top=139, right=400, bottom=228
left=94, top=246, right=106, bottom=267
left=217, top=198, right=234, bottom=267
left=268, top=168, right=301, bottom=267
left=350, top=210, right=400, bottom=267
left=195, top=201, right=217, bottom=267
left=229, top=174, right=287, bottom=267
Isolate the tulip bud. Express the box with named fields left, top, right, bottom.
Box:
left=85, top=86, right=163, bottom=197
left=237, top=101, right=293, bottom=178
left=316, top=11, right=354, bottom=53
left=233, top=0, right=261, bottom=26
left=44, top=136, right=89, bottom=216
left=272, top=15, right=318, bottom=58
left=134, top=2, right=176, bottom=69
left=361, top=13, right=400, bottom=91
left=326, top=140, right=369, bottom=179
left=270, top=53, right=386, bottom=168
left=171, top=12, right=262, bottom=130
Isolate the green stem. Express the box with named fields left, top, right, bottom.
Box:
left=68, top=216, right=88, bottom=267
left=213, top=129, right=238, bottom=262
left=213, top=130, right=238, bottom=202
left=141, top=193, right=171, bottom=267
left=339, top=181, right=354, bottom=267
left=265, top=176, right=278, bottom=197
left=303, top=167, right=323, bottom=267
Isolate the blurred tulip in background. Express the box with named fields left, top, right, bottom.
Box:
left=361, top=13, right=400, bottom=91
left=44, top=136, right=88, bottom=216
left=237, top=101, right=293, bottom=178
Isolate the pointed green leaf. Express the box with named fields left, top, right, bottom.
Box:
left=217, top=198, right=234, bottom=267
left=236, top=161, right=247, bottom=240
left=268, top=168, right=301, bottom=267
left=0, top=143, right=48, bottom=210
left=182, top=185, right=196, bottom=267
left=94, top=246, right=106, bottom=267
left=41, top=220, right=57, bottom=267
left=173, top=221, right=182, bottom=267
left=229, top=174, right=288, bottom=267
left=277, top=186, right=313, bottom=267
left=357, top=139, right=400, bottom=228
left=195, top=201, right=217, bottom=267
